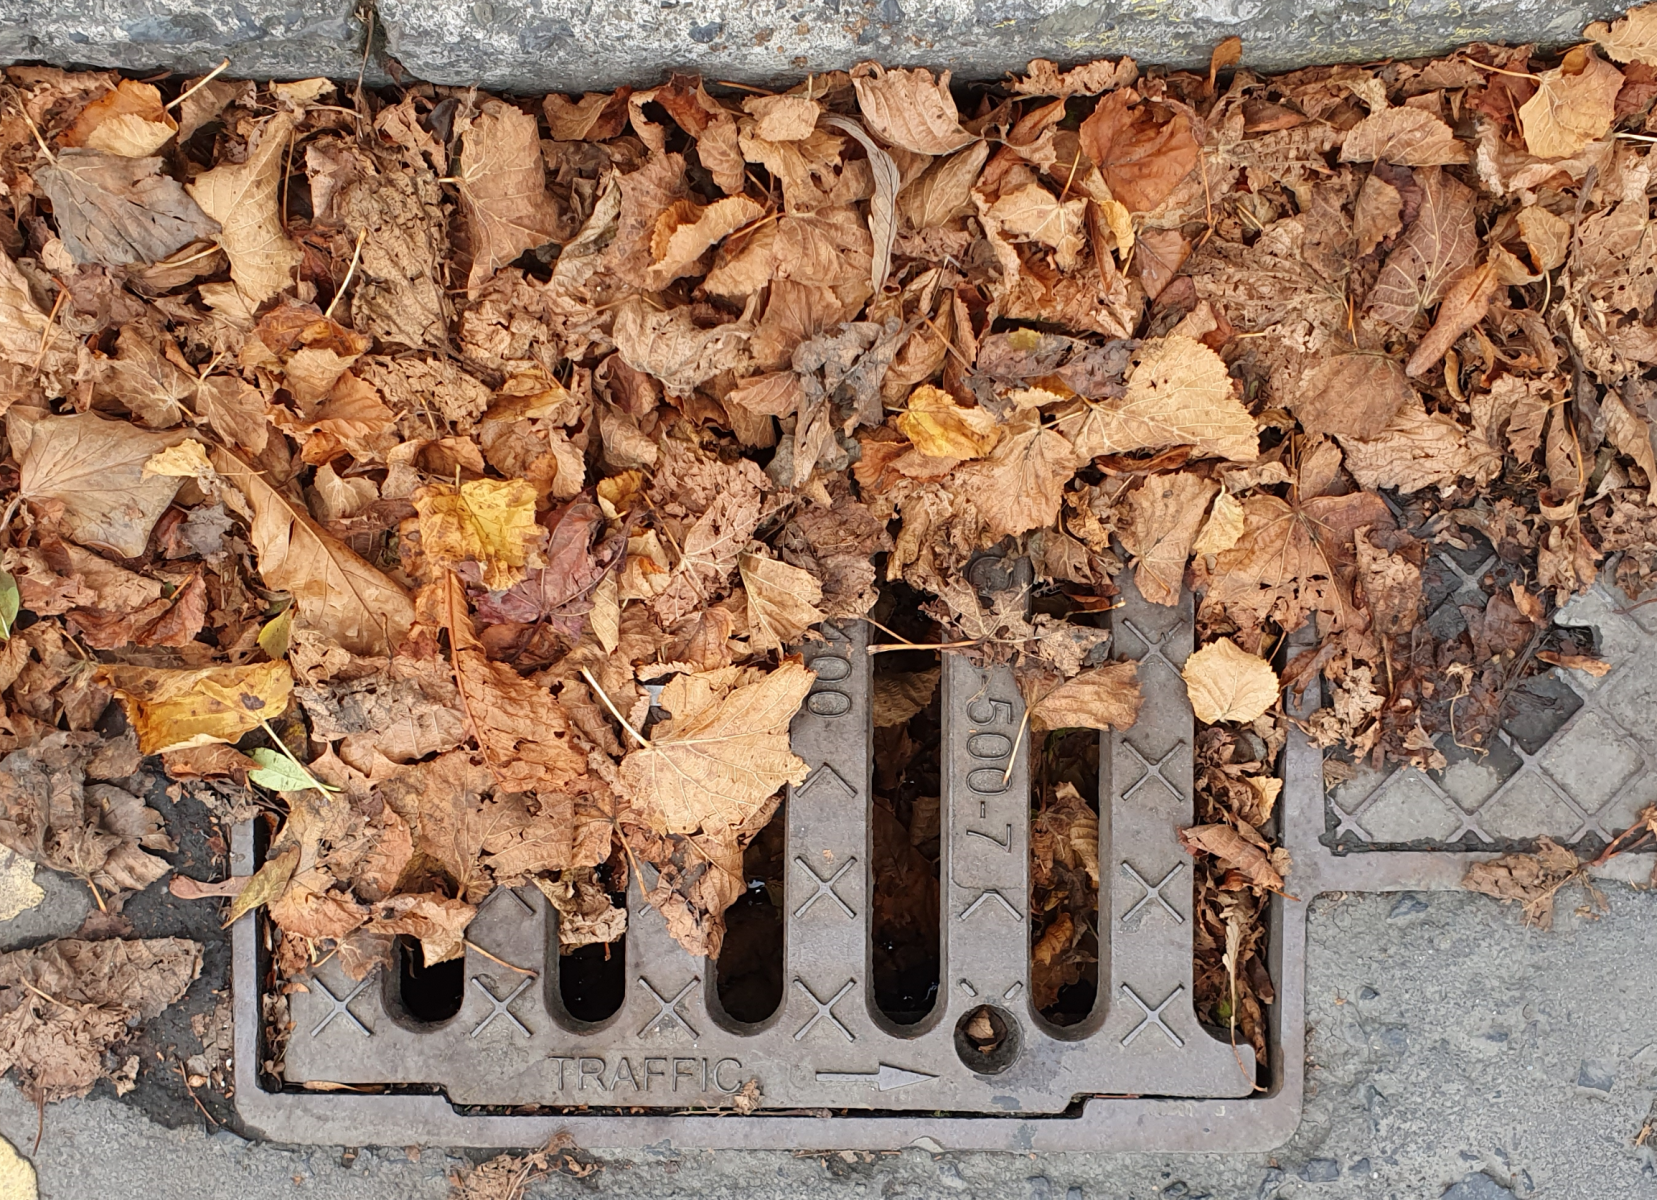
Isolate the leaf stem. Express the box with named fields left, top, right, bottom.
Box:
left=324, top=228, right=368, bottom=320
left=167, top=58, right=231, bottom=111
left=579, top=666, right=651, bottom=749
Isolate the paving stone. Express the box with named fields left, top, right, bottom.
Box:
left=0, top=0, right=371, bottom=79
left=1299, top=1158, right=1340, bottom=1182
left=1441, top=1173, right=1517, bottom=1200
left=1576, top=1059, right=1616, bottom=1093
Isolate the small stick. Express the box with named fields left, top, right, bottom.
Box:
left=324, top=228, right=367, bottom=320
left=465, top=940, right=537, bottom=976
left=579, top=666, right=650, bottom=749
left=1000, top=706, right=1031, bottom=787
left=167, top=59, right=231, bottom=111
left=867, top=639, right=984, bottom=654
left=29, top=288, right=65, bottom=377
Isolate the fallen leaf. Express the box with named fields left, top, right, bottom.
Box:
left=898, top=141, right=990, bottom=230
left=1461, top=837, right=1584, bottom=928
left=1537, top=650, right=1613, bottom=676
left=1588, top=3, right=1657, bottom=65
left=99, top=661, right=293, bottom=755
left=895, top=384, right=1001, bottom=458
left=222, top=847, right=299, bottom=927
left=365, top=892, right=477, bottom=966
left=185, top=111, right=301, bottom=305
left=1340, top=106, right=1469, bottom=165
left=1519, top=45, right=1623, bottom=159
left=1022, top=660, right=1143, bottom=732
left=1121, top=471, right=1217, bottom=606
left=618, top=660, right=813, bottom=834
left=1065, top=334, right=1258, bottom=462
left=850, top=64, right=974, bottom=154
left=457, top=100, right=562, bottom=292
left=647, top=195, right=765, bottom=289
left=957, top=410, right=1076, bottom=538
left=1292, top=352, right=1413, bottom=439
left=61, top=80, right=176, bottom=157
left=14, top=411, right=188, bottom=558
left=0, top=1134, right=35, bottom=1200
left=1181, top=638, right=1280, bottom=723
left=413, top=479, right=541, bottom=590
left=1077, top=88, right=1200, bottom=212
left=1192, top=488, right=1245, bottom=556
left=738, top=552, right=825, bottom=651
left=1517, top=205, right=1572, bottom=273
left=1405, top=261, right=1499, bottom=377
left=34, top=151, right=218, bottom=266
left=212, top=447, right=415, bottom=658
left=1179, top=823, right=1284, bottom=891
left=1369, top=167, right=1478, bottom=328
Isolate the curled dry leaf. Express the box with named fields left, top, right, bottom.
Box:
left=1022, top=660, right=1143, bottom=733
left=738, top=552, right=825, bottom=651
left=1179, top=823, right=1285, bottom=891
left=34, top=151, right=218, bottom=267
left=61, top=80, right=177, bottom=158
left=99, top=660, right=293, bottom=755
left=1588, top=3, right=1657, bottom=65
left=1077, top=88, right=1200, bottom=213
left=850, top=63, right=974, bottom=155
left=1519, top=45, right=1623, bottom=159
left=1369, top=166, right=1478, bottom=328
left=1066, top=334, right=1258, bottom=462
left=1405, top=261, right=1499, bottom=377
left=457, top=100, right=562, bottom=292
left=1461, top=837, right=1584, bottom=928
left=1181, top=638, right=1280, bottom=723
left=186, top=111, right=301, bottom=305
left=895, top=384, right=1001, bottom=458
left=618, top=659, right=814, bottom=834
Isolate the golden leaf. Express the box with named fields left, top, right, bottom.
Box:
left=212, top=446, right=415, bottom=657
left=63, top=80, right=177, bottom=158
left=100, top=660, right=294, bottom=755
left=739, top=552, right=825, bottom=651
left=1024, top=660, right=1143, bottom=733
left=895, top=384, right=1001, bottom=459
left=647, top=195, right=765, bottom=289
left=618, top=660, right=814, bottom=834
left=1588, top=3, right=1657, bottom=65
left=141, top=438, right=215, bottom=481
left=1181, top=638, right=1279, bottom=723
left=1065, top=334, right=1257, bottom=462
left=1192, top=488, right=1245, bottom=556
left=222, top=846, right=299, bottom=928
left=1518, top=45, right=1623, bottom=160
left=412, top=478, right=541, bottom=590
left=185, top=111, right=301, bottom=305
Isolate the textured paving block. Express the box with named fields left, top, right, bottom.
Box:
left=0, top=0, right=371, bottom=80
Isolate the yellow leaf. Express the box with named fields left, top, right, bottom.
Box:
left=740, top=552, right=825, bottom=650
left=257, top=608, right=293, bottom=659
left=895, top=384, right=1002, bottom=459
left=186, top=111, right=301, bottom=305
left=1181, top=638, right=1280, bottom=724
left=141, top=437, right=215, bottom=481
left=1192, top=488, right=1245, bottom=556
left=100, top=660, right=294, bottom=755
left=1518, top=45, right=1623, bottom=160
left=222, top=846, right=299, bottom=928
left=0, top=1134, right=36, bottom=1200
left=618, top=660, right=814, bottom=834
left=412, top=478, right=541, bottom=591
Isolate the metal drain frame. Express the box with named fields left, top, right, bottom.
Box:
left=228, top=612, right=1643, bottom=1151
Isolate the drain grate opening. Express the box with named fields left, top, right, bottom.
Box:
left=557, top=878, right=627, bottom=1024
left=390, top=935, right=464, bottom=1026
left=954, top=1003, right=1021, bottom=1074
left=870, top=583, right=944, bottom=1027
left=1031, top=727, right=1102, bottom=1028
left=715, top=797, right=786, bottom=1024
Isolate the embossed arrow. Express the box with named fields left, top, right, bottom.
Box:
left=814, top=1063, right=937, bottom=1091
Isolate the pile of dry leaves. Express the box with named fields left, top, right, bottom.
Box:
left=0, top=3, right=1654, bottom=1092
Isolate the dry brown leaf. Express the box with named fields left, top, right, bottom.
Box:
left=1192, top=488, right=1245, bottom=556
left=1588, top=3, right=1657, bottom=65
left=1461, top=837, right=1583, bottom=928
left=1517, top=205, right=1572, bottom=273
left=1339, top=397, right=1500, bottom=494
left=1405, top=261, right=1499, bottom=377
left=35, top=151, right=218, bottom=267
left=739, top=552, right=825, bottom=651
left=1354, top=172, right=1403, bottom=257
left=456, top=100, right=562, bottom=293
left=646, top=195, right=765, bottom=289
left=1340, top=106, right=1468, bottom=165
left=1519, top=45, right=1623, bottom=159
left=1023, top=660, right=1143, bottom=732
left=1369, top=167, right=1478, bottom=328
left=742, top=94, right=821, bottom=141
left=62, top=80, right=176, bottom=157
left=366, top=892, right=477, bottom=966
left=898, top=142, right=990, bottom=230
left=1536, top=651, right=1613, bottom=676
left=222, top=846, right=299, bottom=927
left=957, top=410, right=1076, bottom=538
left=895, top=384, right=1001, bottom=459
left=100, top=661, right=293, bottom=755
left=1077, top=88, right=1200, bottom=213
left=14, top=411, right=188, bottom=558
left=1291, top=352, right=1413, bottom=439
left=1013, top=58, right=1138, bottom=98
left=1355, top=528, right=1421, bottom=636
left=212, top=447, right=415, bottom=657
left=1181, top=638, right=1279, bottom=723
left=1602, top=388, right=1657, bottom=505
left=412, top=479, right=541, bottom=590
left=1065, top=334, right=1258, bottom=462
left=850, top=64, right=974, bottom=155
left=185, top=111, right=300, bottom=305
left=543, top=89, right=632, bottom=140
left=1179, top=823, right=1284, bottom=891
left=618, top=660, right=813, bottom=834
left=987, top=182, right=1088, bottom=272
left=1121, top=471, right=1216, bottom=606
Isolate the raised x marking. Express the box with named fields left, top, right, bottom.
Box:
left=1120, top=983, right=1185, bottom=1048
left=792, top=854, right=858, bottom=918
left=470, top=975, right=534, bottom=1039
left=1121, top=618, right=1181, bottom=676
left=1120, top=860, right=1186, bottom=925
left=960, top=888, right=1022, bottom=921
left=637, top=975, right=699, bottom=1039
left=1122, top=739, right=1184, bottom=803
left=310, top=974, right=374, bottom=1039
left=797, top=763, right=856, bottom=800
left=793, top=978, right=857, bottom=1042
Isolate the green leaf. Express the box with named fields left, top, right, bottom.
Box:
left=0, top=570, right=18, bottom=641
left=257, top=607, right=292, bottom=659
left=223, top=846, right=299, bottom=928
left=248, top=747, right=321, bottom=792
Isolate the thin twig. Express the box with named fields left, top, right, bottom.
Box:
left=853, top=614, right=917, bottom=645
left=465, top=940, right=537, bottom=976
left=324, top=228, right=368, bottom=320
left=29, top=288, right=65, bottom=377
left=867, top=639, right=985, bottom=654
left=167, top=59, right=231, bottom=111
left=999, top=706, right=1031, bottom=787
left=579, top=666, right=651, bottom=748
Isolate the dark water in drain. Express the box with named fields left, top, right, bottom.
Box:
left=395, top=935, right=464, bottom=1023
left=716, top=800, right=786, bottom=1023
left=560, top=897, right=627, bottom=1022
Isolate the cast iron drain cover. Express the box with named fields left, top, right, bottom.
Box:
left=230, top=576, right=1651, bottom=1150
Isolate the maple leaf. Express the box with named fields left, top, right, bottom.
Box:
left=185, top=110, right=301, bottom=305
left=35, top=151, right=218, bottom=267
left=99, top=661, right=292, bottom=755
left=14, top=411, right=189, bottom=558
left=212, top=446, right=415, bottom=658
left=1181, top=639, right=1280, bottom=723
left=1121, top=471, right=1218, bottom=606
left=412, top=478, right=541, bottom=590
left=456, top=100, right=562, bottom=293
left=1519, top=46, right=1623, bottom=159
left=617, top=660, right=814, bottom=835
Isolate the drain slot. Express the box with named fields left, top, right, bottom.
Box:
left=715, top=798, right=786, bottom=1024
left=390, top=935, right=464, bottom=1026
left=1031, top=728, right=1102, bottom=1029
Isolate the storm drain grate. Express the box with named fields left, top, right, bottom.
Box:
left=230, top=573, right=1654, bottom=1150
